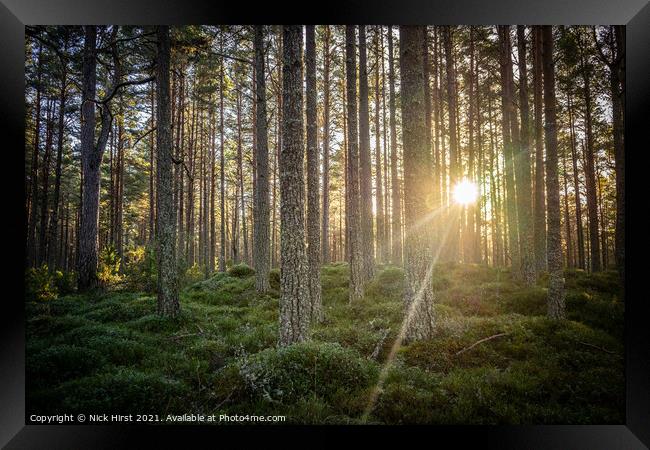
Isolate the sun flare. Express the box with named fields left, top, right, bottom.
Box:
left=452, top=179, right=479, bottom=205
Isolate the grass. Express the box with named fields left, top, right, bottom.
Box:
left=26, top=262, right=624, bottom=424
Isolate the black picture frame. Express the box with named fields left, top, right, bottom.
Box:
left=1, top=1, right=648, bottom=447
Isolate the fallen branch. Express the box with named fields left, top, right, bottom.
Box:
left=576, top=340, right=618, bottom=355
left=455, top=332, right=509, bottom=356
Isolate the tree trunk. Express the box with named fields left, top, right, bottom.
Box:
left=38, top=100, right=54, bottom=266
left=219, top=35, right=227, bottom=272
left=78, top=26, right=101, bottom=290
left=346, top=26, right=365, bottom=302
left=388, top=27, right=402, bottom=266
left=358, top=26, right=375, bottom=281
left=498, top=25, right=520, bottom=271
left=567, top=92, right=586, bottom=270
left=541, top=26, right=566, bottom=319
left=47, top=36, right=69, bottom=271
left=374, top=27, right=385, bottom=265
left=515, top=26, right=535, bottom=284
left=279, top=25, right=310, bottom=345
left=26, top=44, right=43, bottom=268
left=443, top=26, right=460, bottom=262
left=400, top=25, right=436, bottom=341
left=579, top=35, right=601, bottom=272
left=532, top=26, right=547, bottom=273
left=321, top=25, right=331, bottom=265
left=305, top=25, right=322, bottom=320
left=155, top=25, right=179, bottom=317
left=253, top=26, right=271, bottom=292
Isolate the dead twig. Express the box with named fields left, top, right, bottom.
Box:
left=576, top=340, right=618, bottom=355
left=455, top=332, right=509, bottom=356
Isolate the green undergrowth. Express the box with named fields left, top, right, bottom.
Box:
left=26, top=262, right=624, bottom=424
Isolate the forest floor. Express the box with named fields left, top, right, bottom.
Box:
left=26, top=263, right=624, bottom=424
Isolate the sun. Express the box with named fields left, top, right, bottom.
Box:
left=452, top=179, right=479, bottom=205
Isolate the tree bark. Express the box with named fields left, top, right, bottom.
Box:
left=156, top=25, right=180, bottom=317
left=388, top=27, right=402, bottom=266
left=47, top=34, right=69, bottom=270
left=346, top=26, right=365, bottom=302
left=374, top=27, right=385, bottom=265
left=219, top=33, right=227, bottom=272
left=579, top=32, right=601, bottom=272
left=498, top=25, right=520, bottom=271
left=515, top=25, right=535, bottom=285
left=321, top=25, right=331, bottom=265
left=279, top=25, right=310, bottom=345
left=541, top=26, right=566, bottom=319
left=358, top=26, right=375, bottom=281
left=532, top=26, right=547, bottom=273
left=443, top=26, right=460, bottom=262
left=400, top=25, right=436, bottom=341
left=253, top=26, right=271, bottom=292
left=305, top=25, right=322, bottom=320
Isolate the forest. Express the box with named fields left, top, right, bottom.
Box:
left=25, top=25, right=625, bottom=424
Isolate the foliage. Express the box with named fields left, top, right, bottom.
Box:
left=97, top=245, right=123, bottom=287
left=25, top=265, right=75, bottom=302
left=228, top=263, right=255, bottom=278
left=26, top=263, right=624, bottom=424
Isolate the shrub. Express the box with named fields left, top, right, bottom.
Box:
left=233, top=342, right=378, bottom=406
left=228, top=263, right=255, bottom=278
left=58, top=368, right=189, bottom=414
left=97, top=245, right=123, bottom=287
left=123, top=245, right=157, bottom=292
left=27, top=344, right=105, bottom=388
left=25, top=265, right=58, bottom=302
left=183, top=263, right=205, bottom=286
left=269, top=268, right=281, bottom=290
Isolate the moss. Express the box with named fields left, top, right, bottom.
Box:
left=58, top=368, right=190, bottom=414
left=228, top=263, right=255, bottom=278
left=25, top=261, right=623, bottom=424
left=227, top=342, right=378, bottom=409
left=27, top=345, right=106, bottom=388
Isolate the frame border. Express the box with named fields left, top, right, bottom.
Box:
left=2, top=1, right=648, bottom=447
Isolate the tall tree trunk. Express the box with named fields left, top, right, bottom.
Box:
left=532, top=26, right=547, bottom=273
left=381, top=27, right=391, bottom=263
left=305, top=25, right=322, bottom=320
left=567, top=91, right=586, bottom=270
left=346, top=26, right=365, bottom=302
left=443, top=26, right=460, bottom=262
left=38, top=100, right=54, bottom=266
left=498, top=25, right=520, bottom=271
left=515, top=26, right=535, bottom=284
left=541, top=26, right=565, bottom=319
left=400, top=25, right=435, bottom=341
left=155, top=25, right=179, bottom=316
left=279, top=25, right=310, bottom=345
left=253, top=26, right=271, bottom=292
left=27, top=44, right=43, bottom=268
left=579, top=35, right=601, bottom=272
left=47, top=36, right=69, bottom=271
left=219, top=35, right=227, bottom=272
left=78, top=26, right=101, bottom=290
left=388, top=26, right=402, bottom=266
left=358, top=26, right=375, bottom=281
left=321, top=25, right=331, bottom=265
left=374, top=27, right=385, bottom=265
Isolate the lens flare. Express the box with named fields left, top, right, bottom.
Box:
left=452, top=179, right=479, bottom=205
